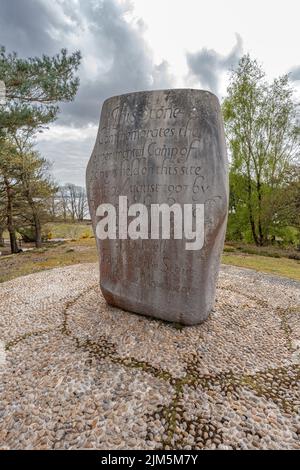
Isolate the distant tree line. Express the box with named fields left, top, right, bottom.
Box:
left=0, top=139, right=56, bottom=250
left=0, top=149, right=89, bottom=251
left=50, top=183, right=89, bottom=223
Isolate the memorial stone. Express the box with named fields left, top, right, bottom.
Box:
left=86, top=89, right=228, bottom=325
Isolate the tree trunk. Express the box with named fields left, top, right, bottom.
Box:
left=246, top=168, right=259, bottom=246
left=29, top=199, right=42, bottom=248
left=4, top=178, right=18, bottom=254
left=257, top=179, right=264, bottom=246
left=9, top=230, right=18, bottom=253
left=249, top=210, right=259, bottom=246
left=34, top=215, right=42, bottom=248
left=0, top=230, right=4, bottom=247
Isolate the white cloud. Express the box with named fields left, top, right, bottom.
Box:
left=36, top=125, right=97, bottom=185
left=186, top=34, right=243, bottom=95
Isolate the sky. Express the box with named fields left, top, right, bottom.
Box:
left=1, top=0, right=300, bottom=186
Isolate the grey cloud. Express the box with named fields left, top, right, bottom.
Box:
left=152, top=60, right=175, bottom=89
left=186, top=34, right=243, bottom=94
left=36, top=134, right=93, bottom=186
left=0, top=0, right=75, bottom=56
left=60, top=0, right=174, bottom=126
left=0, top=0, right=174, bottom=184
left=0, top=0, right=174, bottom=127
left=289, top=66, right=300, bottom=81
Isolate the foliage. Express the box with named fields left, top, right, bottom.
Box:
left=0, top=137, right=57, bottom=250
left=223, top=55, right=300, bottom=246
left=0, top=47, right=81, bottom=136
left=0, top=46, right=81, bottom=252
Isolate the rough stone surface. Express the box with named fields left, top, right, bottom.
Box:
left=0, top=263, right=299, bottom=450
left=86, top=89, right=229, bottom=325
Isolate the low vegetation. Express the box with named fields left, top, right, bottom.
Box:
left=0, top=238, right=97, bottom=283
left=43, top=222, right=93, bottom=240
left=222, top=252, right=300, bottom=282
left=0, top=225, right=299, bottom=284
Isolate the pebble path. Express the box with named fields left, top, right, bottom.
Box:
left=0, top=263, right=299, bottom=449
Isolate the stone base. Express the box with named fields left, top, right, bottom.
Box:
left=0, top=263, right=299, bottom=449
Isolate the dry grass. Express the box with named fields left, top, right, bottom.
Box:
left=0, top=238, right=98, bottom=283
left=44, top=222, right=93, bottom=240
left=1, top=233, right=299, bottom=283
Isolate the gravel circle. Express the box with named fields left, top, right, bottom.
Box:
left=0, top=263, right=299, bottom=450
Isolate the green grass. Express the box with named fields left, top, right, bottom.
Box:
left=0, top=238, right=98, bottom=283
left=224, top=242, right=300, bottom=260
left=1, top=230, right=299, bottom=283
left=222, top=252, right=300, bottom=281
left=2, top=222, right=94, bottom=244
left=44, top=222, right=93, bottom=240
